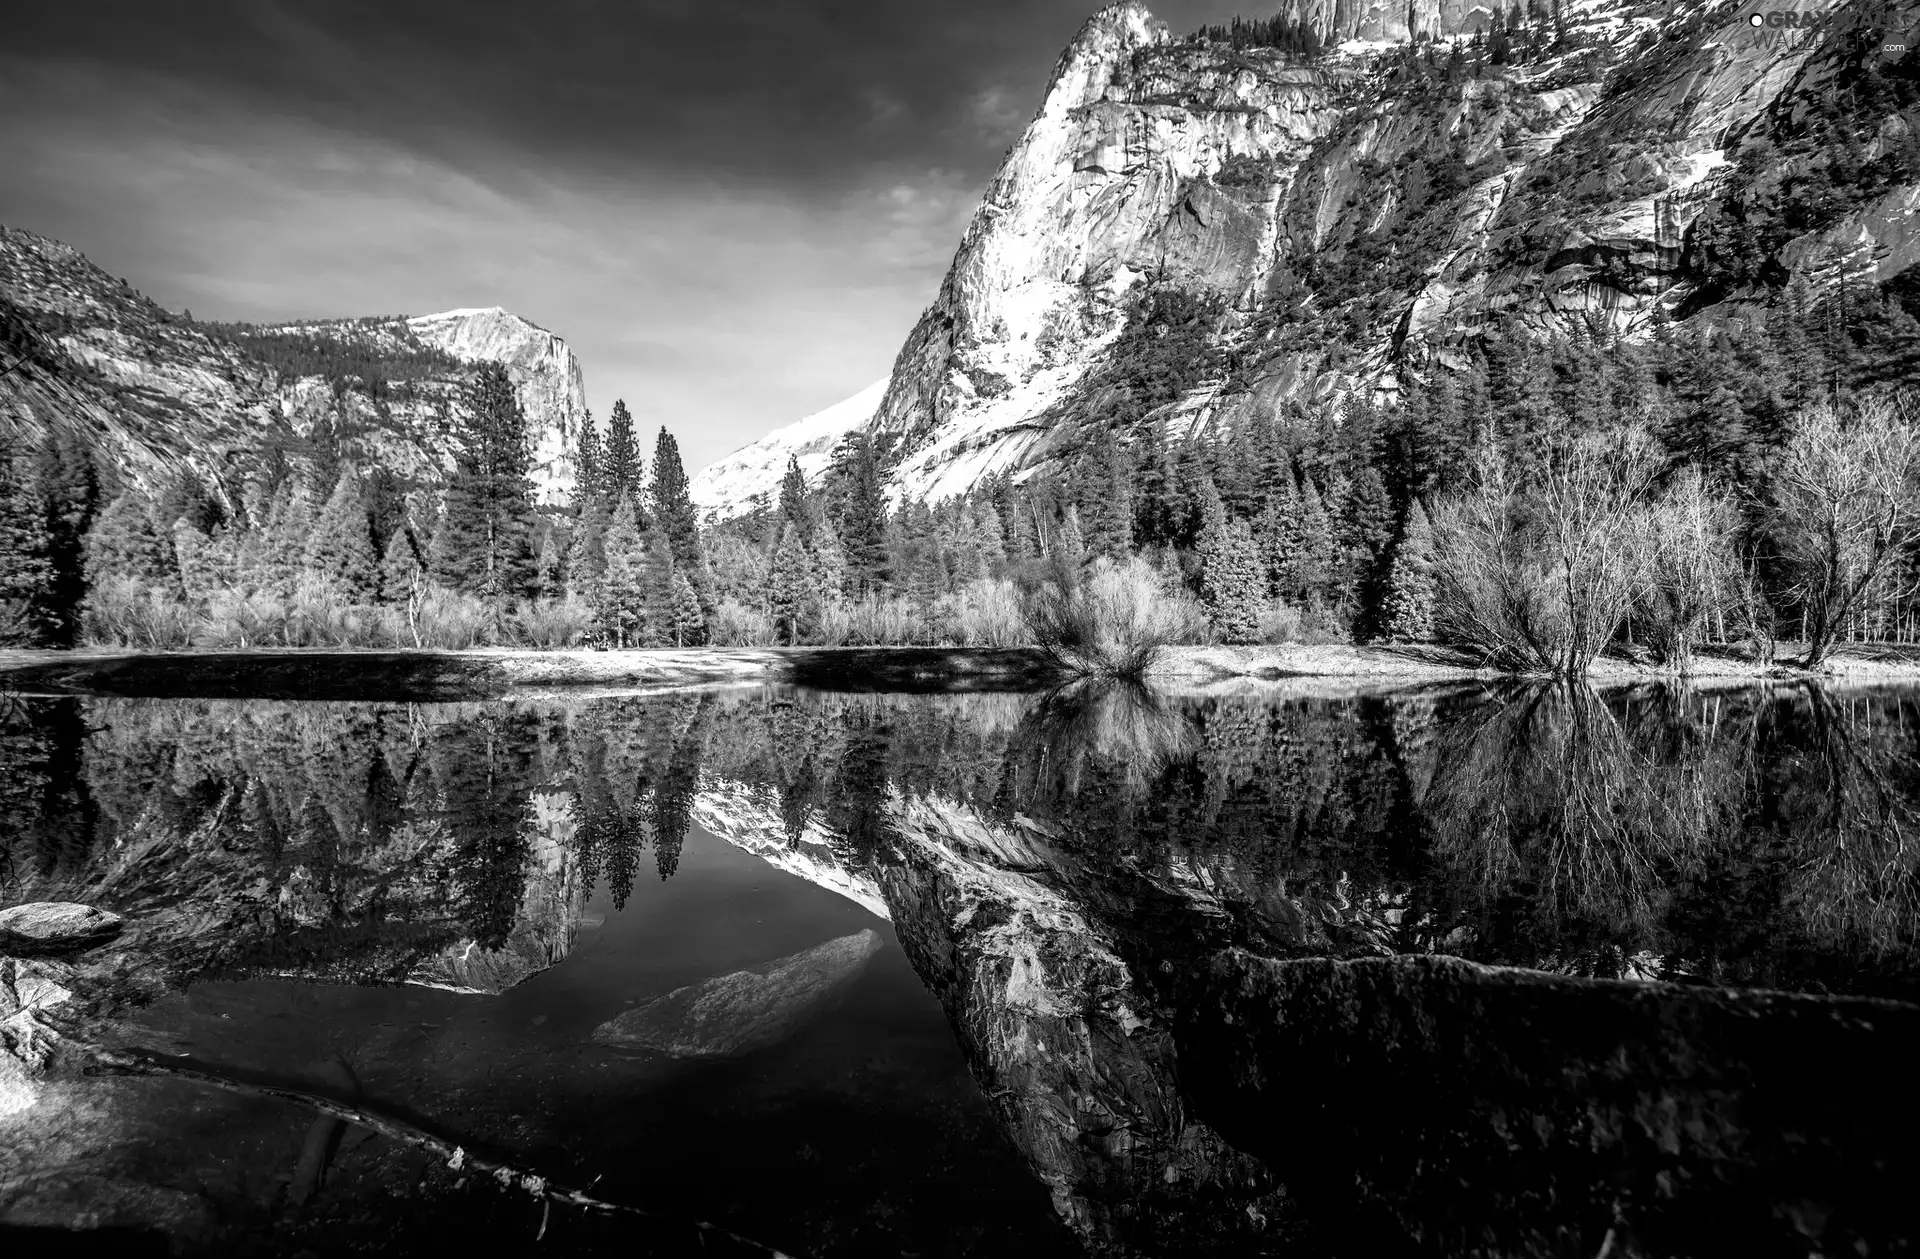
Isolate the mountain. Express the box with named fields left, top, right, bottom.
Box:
left=703, top=0, right=1920, bottom=507
left=0, top=225, right=590, bottom=506
left=688, top=378, right=886, bottom=524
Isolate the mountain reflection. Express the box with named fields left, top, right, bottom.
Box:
left=3, top=682, right=1919, bottom=1000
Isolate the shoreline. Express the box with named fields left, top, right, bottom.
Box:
left=2, top=642, right=1920, bottom=700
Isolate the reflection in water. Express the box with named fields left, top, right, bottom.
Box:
left=3, top=681, right=1919, bottom=1255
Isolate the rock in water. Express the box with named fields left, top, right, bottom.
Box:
left=0, top=903, right=125, bottom=955
left=593, top=929, right=884, bottom=1058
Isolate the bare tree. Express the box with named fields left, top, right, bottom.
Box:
left=1640, top=464, right=1743, bottom=674
left=1765, top=401, right=1920, bottom=669
left=1433, top=430, right=1661, bottom=676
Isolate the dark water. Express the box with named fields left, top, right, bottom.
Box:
left=2, top=681, right=1918, bottom=1256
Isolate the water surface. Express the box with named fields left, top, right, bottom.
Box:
left=2, top=681, right=1916, bottom=1255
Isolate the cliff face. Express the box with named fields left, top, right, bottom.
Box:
left=0, top=226, right=590, bottom=506
left=704, top=0, right=1920, bottom=508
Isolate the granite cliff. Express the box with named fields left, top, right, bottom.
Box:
left=0, top=226, right=590, bottom=507
left=702, top=0, right=1920, bottom=514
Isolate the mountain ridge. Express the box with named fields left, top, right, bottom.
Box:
left=0, top=224, right=591, bottom=509
left=698, top=0, right=1920, bottom=514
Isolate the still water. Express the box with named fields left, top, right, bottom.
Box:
left=2, top=681, right=1917, bottom=1256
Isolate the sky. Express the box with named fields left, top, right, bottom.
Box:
left=0, top=0, right=1250, bottom=474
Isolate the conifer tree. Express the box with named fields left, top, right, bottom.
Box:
left=769, top=525, right=809, bottom=645
left=597, top=496, right=653, bottom=646
left=431, top=361, right=540, bottom=601
left=1287, top=474, right=1336, bottom=604
left=171, top=520, right=220, bottom=605
left=669, top=570, right=704, bottom=646
left=573, top=411, right=604, bottom=506
left=266, top=476, right=321, bottom=595
left=0, top=449, right=55, bottom=644
left=304, top=469, right=379, bottom=600
left=835, top=433, right=889, bottom=596
left=568, top=495, right=611, bottom=598
left=1202, top=519, right=1264, bottom=644
left=31, top=429, right=98, bottom=647
left=602, top=400, right=642, bottom=508
left=84, top=491, right=176, bottom=589
left=1054, top=504, right=1087, bottom=561
left=650, top=428, right=704, bottom=588
left=379, top=528, right=422, bottom=606
left=1383, top=499, right=1437, bottom=642
left=535, top=527, right=566, bottom=599
left=1082, top=432, right=1135, bottom=559
left=808, top=518, right=849, bottom=624
left=779, top=456, right=813, bottom=540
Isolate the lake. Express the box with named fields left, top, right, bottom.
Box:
left=2, top=680, right=1917, bottom=1256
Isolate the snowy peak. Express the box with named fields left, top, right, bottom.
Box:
left=689, top=378, right=887, bottom=524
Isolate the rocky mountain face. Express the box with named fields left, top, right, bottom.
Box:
left=687, top=378, right=887, bottom=526
left=0, top=226, right=589, bottom=506
left=704, top=0, right=1920, bottom=511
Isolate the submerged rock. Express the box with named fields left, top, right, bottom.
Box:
left=0, top=904, right=124, bottom=956
left=592, top=929, right=884, bottom=1058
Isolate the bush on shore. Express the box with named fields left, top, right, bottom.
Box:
left=1022, top=555, right=1205, bottom=677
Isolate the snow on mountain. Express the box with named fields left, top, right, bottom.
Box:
left=689, top=378, right=887, bottom=525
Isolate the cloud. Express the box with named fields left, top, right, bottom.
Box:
left=1, top=0, right=1256, bottom=472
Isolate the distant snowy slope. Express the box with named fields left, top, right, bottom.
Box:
left=689, top=378, right=887, bottom=524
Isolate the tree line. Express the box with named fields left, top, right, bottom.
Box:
left=3, top=271, right=1920, bottom=668
left=0, top=361, right=714, bottom=650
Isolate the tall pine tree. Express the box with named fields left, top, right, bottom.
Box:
left=602, top=400, right=643, bottom=509
left=431, top=362, right=540, bottom=601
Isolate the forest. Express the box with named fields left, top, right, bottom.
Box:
left=1, top=266, right=1918, bottom=675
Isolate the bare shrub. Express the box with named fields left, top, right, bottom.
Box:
left=1764, top=400, right=1920, bottom=667
left=945, top=578, right=1027, bottom=646
left=501, top=598, right=593, bottom=648
left=1022, top=555, right=1202, bottom=677
left=198, top=589, right=290, bottom=648
left=83, top=576, right=194, bottom=648
left=411, top=586, right=493, bottom=649
left=1258, top=600, right=1303, bottom=644
left=709, top=598, right=776, bottom=647
left=1433, top=432, right=1661, bottom=675
left=835, top=595, right=922, bottom=646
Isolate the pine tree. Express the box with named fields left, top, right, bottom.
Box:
left=265, top=476, right=320, bottom=595
left=835, top=433, right=889, bottom=596
left=769, top=524, right=809, bottom=645
left=778, top=456, right=812, bottom=540
left=1288, top=474, right=1336, bottom=604
left=573, top=411, right=604, bottom=506
left=431, top=361, right=540, bottom=600
left=597, top=496, right=653, bottom=647
left=650, top=428, right=704, bottom=590
left=304, top=469, right=379, bottom=600
left=379, top=528, right=422, bottom=606
left=1202, top=519, right=1264, bottom=644
left=602, top=400, right=642, bottom=508
left=1053, top=504, right=1087, bottom=561
left=0, top=448, right=55, bottom=644
left=535, top=526, right=565, bottom=599
left=669, top=570, right=704, bottom=646
left=568, top=495, right=611, bottom=598
left=1383, top=499, right=1437, bottom=642
left=1081, top=432, right=1135, bottom=559
left=84, top=490, right=176, bottom=589
left=30, top=429, right=98, bottom=647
